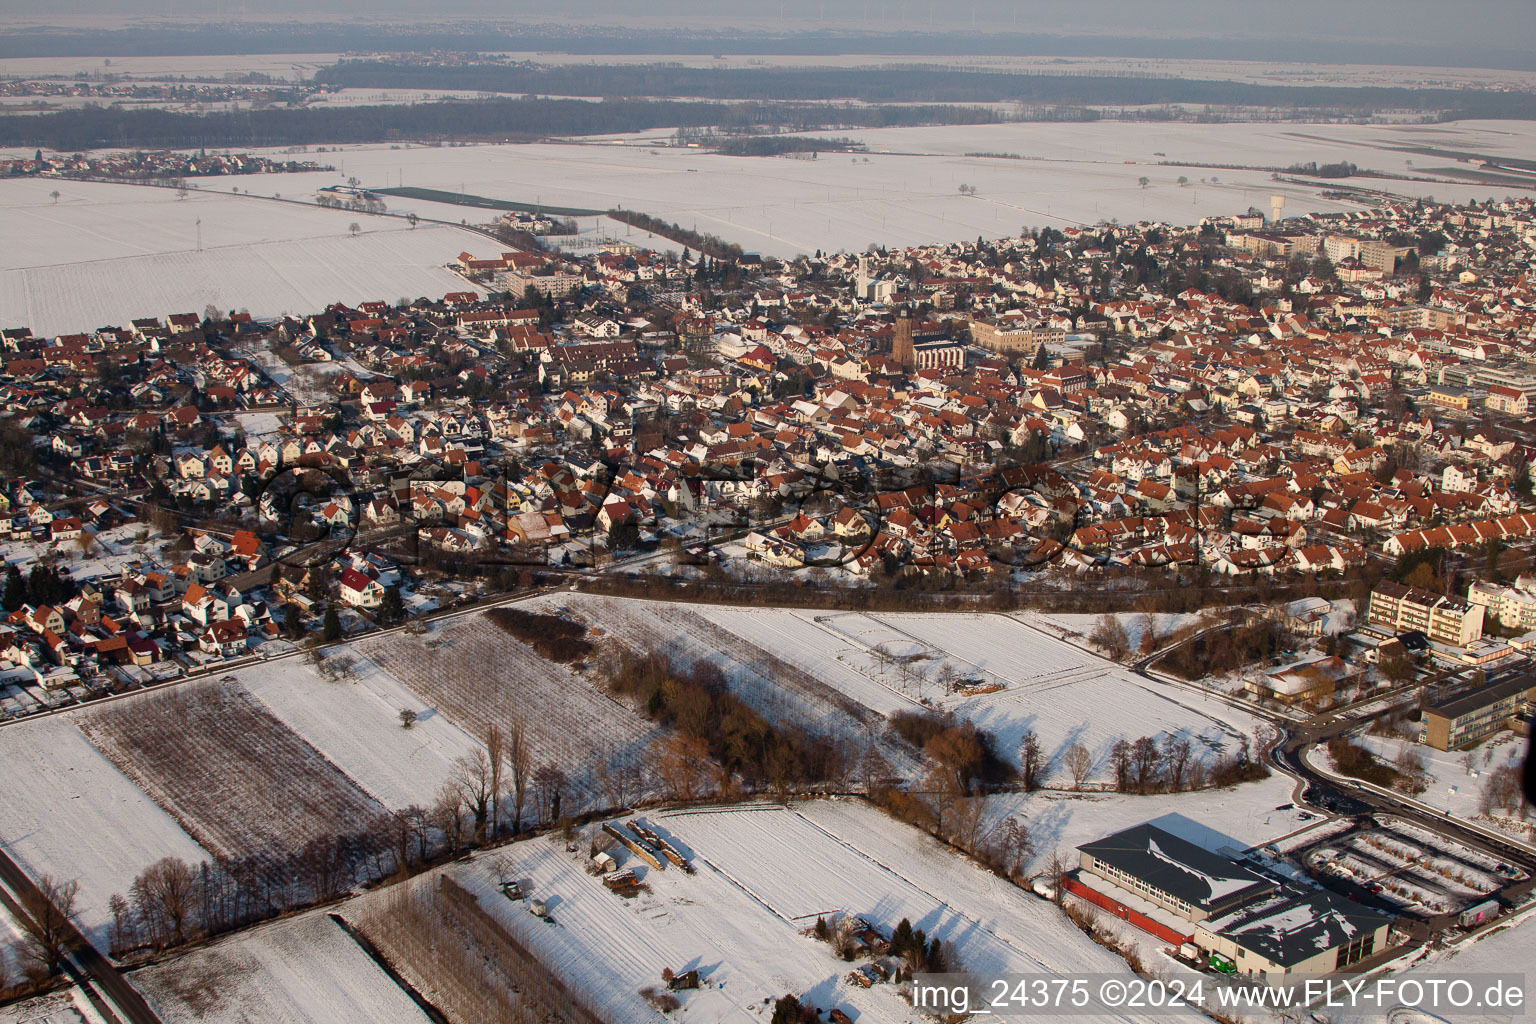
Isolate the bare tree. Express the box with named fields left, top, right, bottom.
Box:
left=951, top=796, right=989, bottom=854
left=132, top=857, right=198, bottom=947
left=432, top=783, right=466, bottom=854
left=1064, top=742, right=1093, bottom=790
left=348, top=221, right=361, bottom=237
left=484, top=723, right=506, bottom=838
left=1164, top=736, right=1193, bottom=792
left=108, top=892, right=133, bottom=954
left=533, top=763, right=568, bottom=823
left=1131, top=736, right=1161, bottom=793
left=1019, top=728, right=1045, bottom=792
left=859, top=737, right=891, bottom=793
left=401, top=804, right=433, bottom=864
left=991, top=817, right=1034, bottom=879
left=1090, top=615, right=1131, bottom=660
left=595, top=747, right=640, bottom=810
left=1045, top=848, right=1070, bottom=904
left=504, top=717, right=531, bottom=835
left=18, top=874, right=78, bottom=976
left=871, top=643, right=894, bottom=681
left=451, top=748, right=494, bottom=841
left=935, top=661, right=959, bottom=696
left=651, top=734, right=712, bottom=801
left=1110, top=739, right=1134, bottom=792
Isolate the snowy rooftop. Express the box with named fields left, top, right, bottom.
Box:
left=1213, top=888, right=1393, bottom=968
left=1079, top=823, right=1272, bottom=913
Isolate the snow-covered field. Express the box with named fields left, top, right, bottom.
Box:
left=0, top=53, right=340, bottom=81
left=1360, top=730, right=1525, bottom=824
left=669, top=602, right=1264, bottom=784
left=0, top=988, right=86, bottom=1024
left=0, top=716, right=209, bottom=943
left=135, top=906, right=433, bottom=1024
left=360, top=611, right=662, bottom=814
left=237, top=654, right=483, bottom=812
left=445, top=799, right=1197, bottom=1024
left=567, top=594, right=906, bottom=733
left=0, top=178, right=483, bottom=335
left=981, top=770, right=1310, bottom=875
left=78, top=679, right=390, bottom=864
left=199, top=118, right=1536, bottom=259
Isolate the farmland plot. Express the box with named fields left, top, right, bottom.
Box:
left=562, top=595, right=923, bottom=775
left=359, top=612, right=660, bottom=813
left=78, top=679, right=389, bottom=863
left=456, top=802, right=1194, bottom=1024
left=0, top=178, right=483, bottom=336
left=694, top=606, right=927, bottom=714
left=238, top=654, right=482, bottom=811
left=136, top=906, right=434, bottom=1024
left=683, top=604, right=1255, bottom=785
left=346, top=874, right=606, bottom=1024
left=0, top=715, right=209, bottom=943
left=244, top=122, right=1516, bottom=260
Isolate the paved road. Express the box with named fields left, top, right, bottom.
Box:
left=0, top=846, right=163, bottom=1024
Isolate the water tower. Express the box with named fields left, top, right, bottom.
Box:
left=1270, top=194, right=1286, bottom=225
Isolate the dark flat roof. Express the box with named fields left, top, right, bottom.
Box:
left=1078, top=823, right=1271, bottom=913
left=1427, top=675, right=1536, bottom=721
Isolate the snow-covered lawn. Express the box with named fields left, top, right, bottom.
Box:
left=236, top=654, right=483, bottom=812
left=135, top=905, right=433, bottom=1024
left=232, top=410, right=286, bottom=440
left=1360, top=730, right=1525, bottom=825
left=0, top=716, right=209, bottom=943
left=0, top=522, right=170, bottom=582
left=443, top=800, right=1198, bottom=1024
left=0, top=178, right=483, bottom=335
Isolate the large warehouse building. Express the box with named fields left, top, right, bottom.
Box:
left=1070, top=823, right=1394, bottom=979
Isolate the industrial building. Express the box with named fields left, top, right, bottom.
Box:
left=1194, top=889, right=1392, bottom=977
left=1073, top=823, right=1271, bottom=927
left=1070, top=824, right=1395, bottom=979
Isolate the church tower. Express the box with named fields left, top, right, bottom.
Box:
left=892, top=306, right=915, bottom=372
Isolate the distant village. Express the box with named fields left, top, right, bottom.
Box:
left=0, top=193, right=1535, bottom=721
left=0, top=148, right=332, bottom=182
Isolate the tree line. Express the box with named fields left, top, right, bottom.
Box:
left=0, top=97, right=997, bottom=152
left=600, top=647, right=848, bottom=799
left=606, top=209, right=744, bottom=261
left=315, top=61, right=1536, bottom=120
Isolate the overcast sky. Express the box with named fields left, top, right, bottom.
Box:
left=3, top=0, right=1533, bottom=55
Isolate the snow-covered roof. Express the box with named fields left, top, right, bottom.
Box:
left=1079, top=823, right=1271, bottom=913
left=1215, top=888, right=1392, bottom=968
